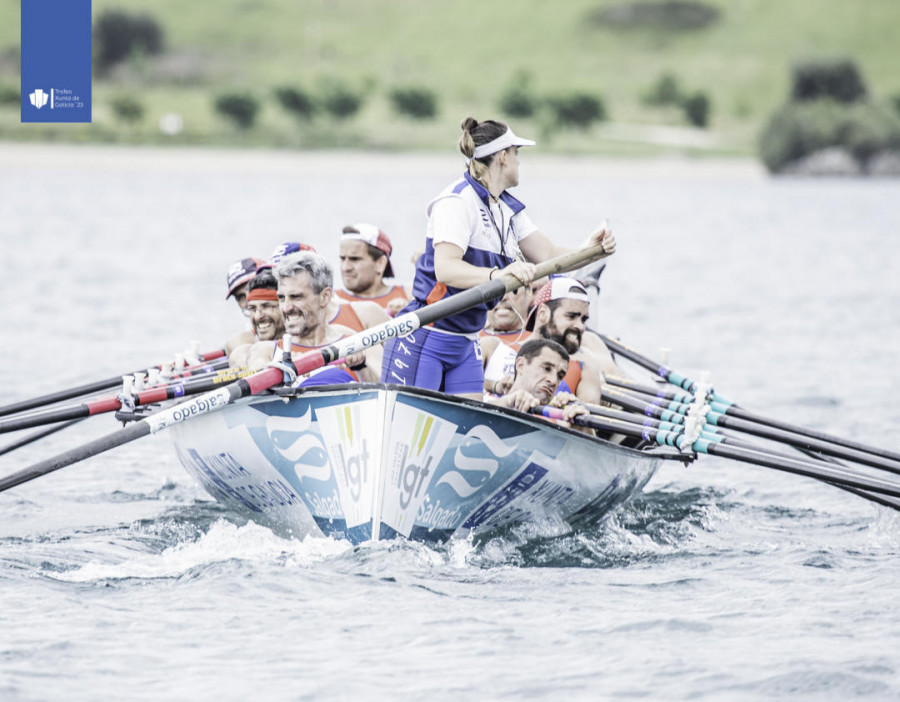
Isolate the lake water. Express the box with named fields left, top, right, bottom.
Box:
left=1, top=143, right=899, bottom=700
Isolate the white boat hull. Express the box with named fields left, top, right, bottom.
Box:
left=168, top=385, right=680, bottom=544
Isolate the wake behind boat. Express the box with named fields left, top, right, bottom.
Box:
left=166, top=384, right=686, bottom=544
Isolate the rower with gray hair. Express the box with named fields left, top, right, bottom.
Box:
left=232, top=251, right=382, bottom=386
left=270, top=240, right=390, bottom=333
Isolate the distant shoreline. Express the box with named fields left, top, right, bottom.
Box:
left=0, top=140, right=765, bottom=179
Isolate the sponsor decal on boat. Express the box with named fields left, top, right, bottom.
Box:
left=382, top=404, right=457, bottom=537
left=316, top=399, right=380, bottom=528
left=266, top=407, right=332, bottom=483
left=437, top=424, right=515, bottom=498
left=176, top=446, right=300, bottom=513
left=415, top=499, right=464, bottom=531
left=469, top=474, right=579, bottom=532
left=463, top=461, right=548, bottom=529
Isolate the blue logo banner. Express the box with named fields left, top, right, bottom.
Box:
left=21, top=0, right=92, bottom=123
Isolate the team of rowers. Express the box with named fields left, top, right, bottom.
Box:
left=223, top=117, right=620, bottom=435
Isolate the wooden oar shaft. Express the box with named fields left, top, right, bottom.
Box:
left=602, top=382, right=900, bottom=476
left=599, top=334, right=698, bottom=393
left=603, top=384, right=693, bottom=414
left=579, top=404, right=900, bottom=511
left=599, top=386, right=687, bottom=424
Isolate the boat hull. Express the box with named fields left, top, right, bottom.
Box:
left=168, top=385, right=677, bottom=544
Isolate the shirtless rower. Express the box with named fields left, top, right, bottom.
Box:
left=272, top=240, right=389, bottom=333
left=235, top=252, right=381, bottom=385
left=486, top=338, right=591, bottom=435
left=336, top=224, right=410, bottom=316
left=225, top=269, right=285, bottom=357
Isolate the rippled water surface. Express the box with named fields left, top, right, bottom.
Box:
left=1, top=145, right=899, bottom=700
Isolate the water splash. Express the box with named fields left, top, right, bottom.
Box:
left=54, top=520, right=352, bottom=583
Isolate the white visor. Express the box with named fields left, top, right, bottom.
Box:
left=472, top=127, right=536, bottom=160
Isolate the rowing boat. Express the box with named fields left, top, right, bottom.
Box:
left=167, top=383, right=690, bottom=544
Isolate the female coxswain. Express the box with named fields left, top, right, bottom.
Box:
left=381, top=116, right=616, bottom=399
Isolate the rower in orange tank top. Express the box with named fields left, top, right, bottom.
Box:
left=329, top=303, right=365, bottom=333
left=335, top=285, right=409, bottom=313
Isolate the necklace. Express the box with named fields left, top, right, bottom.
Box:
left=485, top=199, right=508, bottom=258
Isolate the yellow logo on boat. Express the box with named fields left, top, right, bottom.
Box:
left=410, top=412, right=436, bottom=458
left=337, top=404, right=361, bottom=450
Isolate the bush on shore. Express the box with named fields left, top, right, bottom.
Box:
left=389, top=86, right=438, bottom=120
left=274, top=86, right=316, bottom=121
left=214, top=93, right=260, bottom=130
left=759, top=100, right=900, bottom=172
left=94, top=10, right=164, bottom=73
left=790, top=58, right=868, bottom=104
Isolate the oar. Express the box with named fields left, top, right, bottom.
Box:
left=0, top=419, right=86, bottom=458
left=602, top=381, right=900, bottom=477
left=0, top=244, right=611, bottom=494
left=708, top=400, right=900, bottom=465
left=535, top=407, right=900, bottom=499
left=603, top=375, right=694, bottom=404
left=0, top=349, right=228, bottom=418
left=580, top=404, right=900, bottom=512
left=599, top=386, right=688, bottom=425
left=0, top=364, right=256, bottom=434
left=704, top=406, right=900, bottom=476
left=599, top=333, right=900, bottom=465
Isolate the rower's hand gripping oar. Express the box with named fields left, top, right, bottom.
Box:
left=0, top=243, right=611, bottom=495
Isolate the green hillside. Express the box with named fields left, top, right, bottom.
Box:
left=1, top=0, right=898, bottom=155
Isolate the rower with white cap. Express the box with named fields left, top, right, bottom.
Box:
left=381, top=116, right=616, bottom=399
left=336, top=223, right=410, bottom=316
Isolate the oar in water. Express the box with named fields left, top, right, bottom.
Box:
left=0, top=363, right=256, bottom=435
left=598, top=333, right=900, bottom=466
left=535, top=406, right=900, bottom=500
left=0, top=348, right=228, bottom=418
left=0, top=243, right=611, bottom=495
